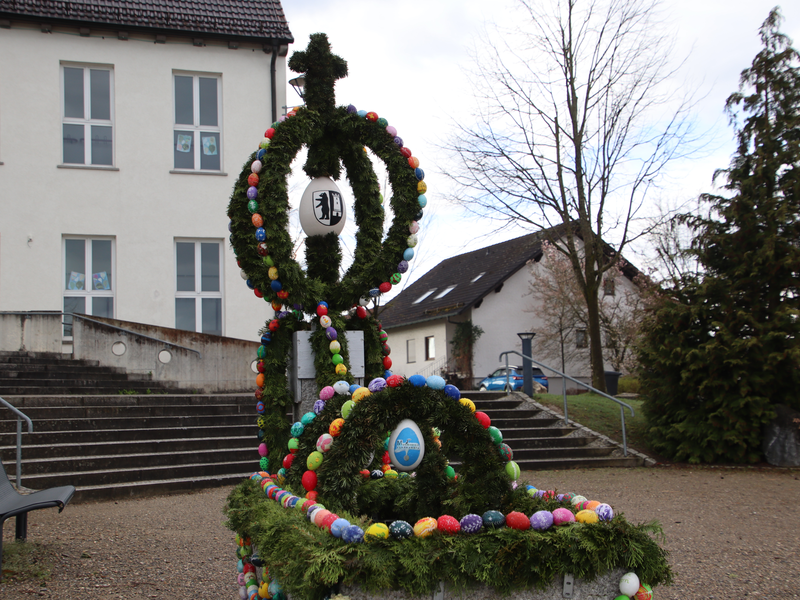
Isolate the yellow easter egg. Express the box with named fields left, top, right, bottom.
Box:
left=413, top=517, right=438, bottom=538
left=352, top=386, right=371, bottom=402
left=459, top=398, right=476, bottom=413
left=575, top=509, right=599, bottom=524
left=365, top=522, right=390, bottom=540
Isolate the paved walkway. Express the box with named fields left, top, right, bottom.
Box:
left=2, top=466, right=798, bottom=599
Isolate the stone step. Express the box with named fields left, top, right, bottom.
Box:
left=4, top=447, right=254, bottom=475
left=515, top=455, right=645, bottom=470
left=0, top=352, right=100, bottom=367
left=0, top=424, right=257, bottom=445
left=502, top=436, right=592, bottom=449
left=0, top=435, right=254, bottom=460
left=1, top=403, right=253, bottom=420
left=0, top=382, right=174, bottom=395
left=475, top=408, right=542, bottom=420
left=0, top=363, right=133, bottom=375
left=499, top=426, right=574, bottom=439
left=489, top=417, right=564, bottom=430
left=16, top=460, right=256, bottom=490
left=510, top=446, right=615, bottom=461
left=471, top=399, right=523, bottom=411
left=0, top=393, right=252, bottom=407
left=0, top=413, right=255, bottom=433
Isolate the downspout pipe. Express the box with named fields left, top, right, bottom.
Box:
left=270, top=43, right=279, bottom=123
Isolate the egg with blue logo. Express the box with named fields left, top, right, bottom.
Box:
left=388, top=419, right=425, bottom=471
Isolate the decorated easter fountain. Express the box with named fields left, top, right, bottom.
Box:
left=224, top=34, right=671, bottom=600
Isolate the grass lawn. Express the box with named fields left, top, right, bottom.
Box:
left=534, top=393, right=651, bottom=455
left=1, top=540, right=53, bottom=583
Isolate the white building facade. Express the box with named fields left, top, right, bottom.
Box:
left=0, top=1, right=293, bottom=344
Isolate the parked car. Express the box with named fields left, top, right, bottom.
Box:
left=478, top=366, right=548, bottom=392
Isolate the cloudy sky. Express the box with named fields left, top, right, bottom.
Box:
left=277, top=0, right=800, bottom=296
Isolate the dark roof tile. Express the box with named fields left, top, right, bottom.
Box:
left=0, top=0, right=293, bottom=41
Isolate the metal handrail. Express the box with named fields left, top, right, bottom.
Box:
left=499, top=350, right=634, bottom=456
left=0, top=396, right=33, bottom=488
left=1, top=311, right=202, bottom=358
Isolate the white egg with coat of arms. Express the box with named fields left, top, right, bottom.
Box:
left=389, top=419, right=425, bottom=472
left=299, top=177, right=347, bottom=237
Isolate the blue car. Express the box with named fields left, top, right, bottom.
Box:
left=478, top=366, right=548, bottom=392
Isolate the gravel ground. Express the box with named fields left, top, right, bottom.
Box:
left=2, top=466, right=799, bottom=599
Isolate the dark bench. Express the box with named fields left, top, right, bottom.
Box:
left=0, top=459, right=75, bottom=580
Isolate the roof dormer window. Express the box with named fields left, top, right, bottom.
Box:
left=413, top=289, right=437, bottom=304
left=434, top=285, right=456, bottom=299
left=470, top=272, right=485, bottom=283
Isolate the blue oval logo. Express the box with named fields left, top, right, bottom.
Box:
left=389, top=419, right=425, bottom=471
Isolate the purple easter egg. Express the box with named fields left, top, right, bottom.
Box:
left=393, top=136, right=403, bottom=147
left=325, top=327, right=337, bottom=341
left=347, top=104, right=357, bottom=113
left=247, top=186, right=258, bottom=199
left=313, top=399, right=326, bottom=414
left=530, top=510, right=554, bottom=531
left=368, top=377, right=387, bottom=393
left=459, top=514, right=483, bottom=534
left=397, top=260, right=409, bottom=273
left=595, top=503, right=614, bottom=521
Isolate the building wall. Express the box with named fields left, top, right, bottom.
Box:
left=0, top=22, right=288, bottom=342
left=382, top=320, right=449, bottom=379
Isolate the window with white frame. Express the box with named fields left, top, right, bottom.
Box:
left=407, top=339, right=416, bottom=363
left=425, top=336, right=436, bottom=360
left=63, top=237, right=115, bottom=335
left=173, top=73, right=222, bottom=171
left=175, top=240, right=223, bottom=335
left=62, top=64, right=114, bottom=166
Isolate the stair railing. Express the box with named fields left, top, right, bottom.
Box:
left=0, top=396, right=33, bottom=488
left=499, top=350, right=634, bottom=456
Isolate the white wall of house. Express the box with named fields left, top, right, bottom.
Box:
left=384, top=320, right=449, bottom=379
left=0, top=22, right=288, bottom=343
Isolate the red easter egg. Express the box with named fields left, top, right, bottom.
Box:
left=379, top=281, right=392, bottom=293
left=382, top=356, right=392, bottom=369
left=265, top=128, right=275, bottom=139
left=321, top=512, right=339, bottom=532
left=269, top=319, right=280, bottom=332
left=257, top=242, right=268, bottom=256
left=247, top=173, right=259, bottom=187
left=254, top=387, right=263, bottom=400
left=277, top=290, right=289, bottom=299
left=316, top=304, right=328, bottom=317
left=382, top=451, right=391, bottom=465
left=356, top=306, right=367, bottom=319
left=257, top=361, right=266, bottom=373
left=305, top=491, right=318, bottom=502
left=437, top=515, right=461, bottom=535
left=360, top=469, right=370, bottom=478
left=254, top=288, right=263, bottom=298
left=271, top=300, right=282, bottom=311
left=282, top=454, right=294, bottom=469
left=366, top=111, right=378, bottom=122
left=506, top=511, right=530, bottom=531
left=387, top=374, right=404, bottom=387
left=474, top=411, right=491, bottom=429
left=401, top=147, right=412, bottom=158
left=301, top=470, right=317, bottom=492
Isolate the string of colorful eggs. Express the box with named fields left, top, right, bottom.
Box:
left=234, top=527, right=286, bottom=600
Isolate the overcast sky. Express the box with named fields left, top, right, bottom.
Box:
left=277, top=0, right=800, bottom=296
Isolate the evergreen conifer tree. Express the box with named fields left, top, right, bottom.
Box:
left=638, top=9, right=800, bottom=463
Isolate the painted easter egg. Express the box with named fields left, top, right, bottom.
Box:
left=576, top=509, right=599, bottom=524
left=312, top=508, right=331, bottom=527
left=460, top=514, right=483, bottom=534
left=316, top=433, right=334, bottom=453
left=329, top=418, right=345, bottom=437
left=595, top=503, right=614, bottom=521
left=333, top=380, right=350, bottom=395
left=368, top=377, right=387, bottom=392
left=530, top=510, right=554, bottom=531
left=365, top=523, right=390, bottom=540
left=571, top=495, right=587, bottom=506
left=389, top=520, right=413, bottom=539
left=459, top=398, right=476, bottom=413
left=552, top=508, right=576, bottom=526
left=634, top=583, right=653, bottom=600
left=498, top=443, right=513, bottom=461
left=474, top=411, right=491, bottom=428
left=288, top=437, right=300, bottom=454
left=426, top=375, right=446, bottom=390
left=290, top=422, right=304, bottom=437
left=352, top=387, right=371, bottom=402
left=386, top=374, right=404, bottom=387
left=619, top=573, right=641, bottom=597
left=487, top=426, right=503, bottom=444
left=482, top=510, right=505, bottom=529
left=437, top=515, right=461, bottom=535
left=301, top=470, right=317, bottom=491
left=505, top=511, right=530, bottom=531
left=321, top=513, right=340, bottom=532
left=342, top=525, right=364, bottom=543
left=330, top=518, right=350, bottom=538
left=388, top=419, right=425, bottom=471
left=413, top=517, right=438, bottom=538
left=443, top=384, right=460, bottom=399
left=505, top=461, right=521, bottom=480
left=384, top=469, right=398, bottom=478
left=307, top=451, right=324, bottom=470
left=341, top=400, right=356, bottom=419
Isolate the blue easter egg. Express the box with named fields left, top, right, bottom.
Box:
left=357, top=109, right=367, bottom=118
left=260, top=333, right=271, bottom=345
left=403, top=248, right=415, bottom=261
left=408, top=374, right=426, bottom=387
left=301, top=412, right=316, bottom=425
left=443, top=384, right=461, bottom=400
left=290, top=422, right=304, bottom=437
left=246, top=279, right=255, bottom=289
left=270, top=280, right=282, bottom=292
left=426, top=375, right=445, bottom=390
left=418, top=194, right=427, bottom=207
left=414, top=168, right=425, bottom=181
left=342, top=525, right=364, bottom=543
left=384, top=370, right=392, bottom=378
left=257, top=148, right=266, bottom=159
left=349, top=384, right=360, bottom=394
left=255, top=228, right=266, bottom=241
left=256, top=401, right=265, bottom=413
left=331, top=518, right=351, bottom=538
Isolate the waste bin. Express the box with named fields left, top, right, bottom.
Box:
left=604, top=371, right=622, bottom=396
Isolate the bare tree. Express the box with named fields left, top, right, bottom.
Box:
left=445, top=0, right=696, bottom=390
left=527, top=241, right=644, bottom=380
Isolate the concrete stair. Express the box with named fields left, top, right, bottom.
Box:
left=0, top=351, right=259, bottom=501
left=465, top=390, right=644, bottom=469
